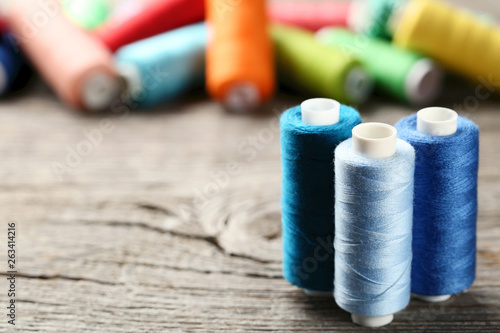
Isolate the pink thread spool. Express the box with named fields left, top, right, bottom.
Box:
left=268, top=1, right=351, bottom=31
left=6, top=0, right=121, bottom=111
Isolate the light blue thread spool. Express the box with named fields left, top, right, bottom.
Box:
left=334, top=123, right=414, bottom=327
left=115, top=22, right=206, bottom=108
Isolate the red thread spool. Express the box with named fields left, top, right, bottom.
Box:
left=268, top=1, right=351, bottom=31
left=94, top=0, right=205, bottom=52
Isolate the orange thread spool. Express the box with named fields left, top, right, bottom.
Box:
left=6, top=0, right=120, bottom=111
left=206, top=0, right=275, bottom=110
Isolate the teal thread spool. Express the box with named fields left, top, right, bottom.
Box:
left=115, top=22, right=206, bottom=108
left=63, top=0, right=111, bottom=31
left=317, top=28, right=443, bottom=105
left=271, top=24, right=373, bottom=105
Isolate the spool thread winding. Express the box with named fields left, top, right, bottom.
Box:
left=334, top=138, right=414, bottom=317
left=281, top=103, right=361, bottom=292
left=395, top=115, right=479, bottom=296
left=393, top=0, right=500, bottom=88
left=116, top=22, right=207, bottom=108
left=206, top=0, right=275, bottom=108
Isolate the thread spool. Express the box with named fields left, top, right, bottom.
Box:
left=116, top=22, right=207, bottom=108
left=0, top=18, right=6, bottom=33
left=348, top=0, right=406, bottom=39
left=281, top=98, right=362, bottom=295
left=6, top=0, right=121, bottom=111
left=272, top=24, right=373, bottom=106
left=317, top=28, right=443, bottom=105
left=334, top=123, right=414, bottom=327
left=392, top=0, right=500, bottom=89
left=268, top=1, right=351, bottom=32
left=0, top=36, right=22, bottom=96
left=94, top=0, right=204, bottom=52
left=395, top=108, right=479, bottom=302
left=62, top=0, right=111, bottom=31
left=206, top=0, right=275, bottom=111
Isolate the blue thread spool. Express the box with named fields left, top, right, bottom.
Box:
left=395, top=107, right=479, bottom=302
left=334, top=123, right=414, bottom=327
left=281, top=98, right=362, bottom=295
left=115, top=22, right=206, bottom=108
left=0, top=36, right=22, bottom=96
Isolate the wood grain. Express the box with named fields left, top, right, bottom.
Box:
left=0, top=0, right=499, bottom=332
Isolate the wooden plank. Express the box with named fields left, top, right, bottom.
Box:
left=0, top=0, right=499, bottom=331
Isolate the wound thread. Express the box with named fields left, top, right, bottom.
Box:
left=116, top=22, right=207, bottom=108
left=395, top=114, right=479, bottom=297
left=334, top=136, right=414, bottom=317
left=268, top=1, right=351, bottom=32
left=206, top=0, right=275, bottom=110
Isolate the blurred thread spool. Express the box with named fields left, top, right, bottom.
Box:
left=95, top=0, right=205, bottom=52
left=271, top=24, right=373, bottom=105
left=317, top=28, right=443, bottom=105
left=7, top=0, right=121, bottom=111
left=348, top=0, right=407, bottom=39
left=395, top=108, right=479, bottom=302
left=392, top=0, right=500, bottom=89
left=268, top=1, right=351, bottom=32
left=206, top=0, right=275, bottom=111
left=0, top=18, right=6, bottom=33
left=116, top=23, right=207, bottom=108
left=334, top=123, right=414, bottom=327
left=0, top=38, right=21, bottom=96
left=280, top=98, right=362, bottom=294
left=63, top=0, right=111, bottom=31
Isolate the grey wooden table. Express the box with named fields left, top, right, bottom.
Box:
left=1, top=0, right=500, bottom=332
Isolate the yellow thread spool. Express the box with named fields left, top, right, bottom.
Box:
left=393, top=0, right=500, bottom=89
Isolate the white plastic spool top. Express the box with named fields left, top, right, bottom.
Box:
left=405, top=59, right=444, bottom=106
left=225, top=82, right=260, bottom=111
left=81, top=71, right=122, bottom=112
left=417, top=107, right=458, bottom=136
left=344, top=66, right=373, bottom=105
left=413, top=106, right=457, bottom=303
left=352, top=122, right=397, bottom=159
left=301, top=98, right=340, bottom=126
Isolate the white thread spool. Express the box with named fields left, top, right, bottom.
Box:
left=412, top=106, right=458, bottom=303
left=348, top=122, right=398, bottom=327
left=300, top=98, right=340, bottom=297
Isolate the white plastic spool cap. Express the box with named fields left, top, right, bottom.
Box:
left=116, top=62, right=143, bottom=100
left=344, top=66, right=373, bottom=105
left=347, top=0, right=371, bottom=34
left=81, top=71, right=122, bottom=111
left=225, top=82, right=260, bottom=111
left=352, top=314, right=394, bottom=328
left=301, top=98, right=340, bottom=126
left=413, top=293, right=451, bottom=303
left=303, top=290, right=333, bottom=297
left=417, top=107, right=458, bottom=136
left=352, top=122, right=397, bottom=159
left=406, top=59, right=444, bottom=105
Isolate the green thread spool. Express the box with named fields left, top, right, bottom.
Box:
left=348, top=0, right=407, bottom=39
left=271, top=24, right=373, bottom=105
left=317, top=28, right=443, bottom=105
left=63, top=0, right=111, bottom=31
